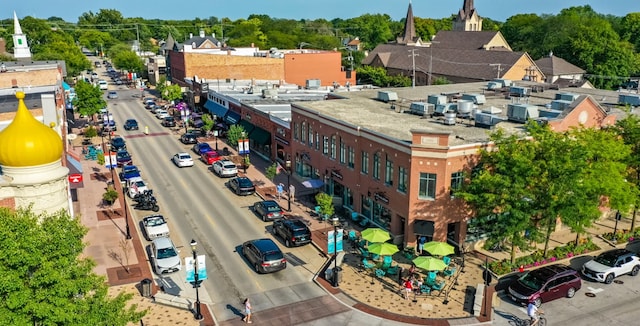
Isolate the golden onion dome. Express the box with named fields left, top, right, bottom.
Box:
left=0, top=91, right=63, bottom=167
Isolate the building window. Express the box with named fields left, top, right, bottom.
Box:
left=315, top=132, right=320, bottom=150
left=293, top=122, right=299, bottom=141
left=322, top=136, right=329, bottom=155
left=361, top=151, right=369, bottom=174
left=419, top=173, right=437, bottom=200
left=385, top=158, right=394, bottom=186
left=308, top=126, right=313, bottom=147
left=373, top=152, right=380, bottom=180
left=398, top=167, right=408, bottom=193
left=450, top=171, right=464, bottom=196
left=330, top=135, right=336, bottom=160
left=348, top=147, right=355, bottom=169
left=339, top=139, right=346, bottom=164
left=301, top=122, right=306, bottom=144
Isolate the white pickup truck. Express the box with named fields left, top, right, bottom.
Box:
left=126, top=177, right=150, bottom=198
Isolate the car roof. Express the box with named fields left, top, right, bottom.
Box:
left=262, top=200, right=279, bottom=206
left=251, top=238, right=280, bottom=252
left=219, top=160, right=234, bottom=164
left=529, top=264, right=574, bottom=279
left=600, top=249, right=634, bottom=258
left=152, top=237, right=173, bottom=248
left=143, top=214, right=164, bottom=220
left=284, top=219, right=308, bottom=229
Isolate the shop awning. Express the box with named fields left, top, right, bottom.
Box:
left=62, top=81, right=71, bottom=90
left=414, top=220, right=434, bottom=236
left=238, top=120, right=255, bottom=134
left=249, top=126, right=271, bottom=145
left=224, top=111, right=241, bottom=125
left=66, top=154, right=84, bottom=189
left=203, top=100, right=229, bottom=118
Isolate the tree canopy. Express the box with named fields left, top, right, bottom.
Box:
left=0, top=207, right=146, bottom=325
left=73, top=80, right=106, bottom=119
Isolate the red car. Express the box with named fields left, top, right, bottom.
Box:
left=201, top=151, right=222, bottom=165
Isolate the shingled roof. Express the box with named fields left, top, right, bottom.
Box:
left=431, top=31, right=511, bottom=51
left=535, top=54, right=585, bottom=76
left=363, top=43, right=534, bottom=81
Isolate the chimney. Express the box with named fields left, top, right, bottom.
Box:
left=212, top=33, right=215, bottom=38
left=199, top=30, right=205, bottom=38
left=189, top=33, right=193, bottom=39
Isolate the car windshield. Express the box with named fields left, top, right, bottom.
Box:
left=165, top=117, right=174, bottom=121
left=147, top=217, right=164, bottom=226
left=117, top=152, right=130, bottom=159
left=238, top=179, right=253, bottom=187
left=594, top=254, right=617, bottom=267
left=134, top=181, right=145, bottom=188
left=179, top=154, right=191, bottom=160
left=157, top=246, right=177, bottom=259
left=265, top=204, right=280, bottom=212
left=264, top=250, right=284, bottom=261
left=224, top=163, right=236, bottom=169
left=518, top=272, right=545, bottom=291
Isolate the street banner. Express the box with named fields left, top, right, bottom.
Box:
left=327, top=228, right=344, bottom=254
left=105, top=153, right=117, bottom=169
left=185, top=255, right=207, bottom=284
left=238, top=139, right=245, bottom=154
left=243, top=139, right=250, bottom=154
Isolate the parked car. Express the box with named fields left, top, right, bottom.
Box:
left=116, top=150, right=133, bottom=167
left=272, top=219, right=312, bottom=247
left=241, top=238, right=286, bottom=274
left=253, top=200, right=285, bottom=221
left=115, top=79, right=123, bottom=85
left=107, top=91, right=118, bottom=99
left=124, top=119, right=139, bottom=130
left=180, top=132, right=198, bottom=144
left=145, top=101, right=157, bottom=110
left=212, top=160, right=238, bottom=178
left=143, top=97, right=155, bottom=104
left=119, top=165, right=140, bottom=181
left=155, top=110, right=170, bottom=119
left=508, top=264, right=582, bottom=307
left=582, top=249, right=640, bottom=284
left=150, top=237, right=181, bottom=274
left=201, top=151, right=222, bottom=165
left=162, top=116, right=176, bottom=127
left=126, top=177, right=150, bottom=198
left=228, top=177, right=256, bottom=196
left=187, top=128, right=207, bottom=138
left=110, top=137, right=126, bottom=151
left=172, top=152, right=194, bottom=168
left=192, top=142, right=213, bottom=156
left=142, top=215, right=170, bottom=240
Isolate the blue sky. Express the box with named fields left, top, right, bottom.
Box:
left=9, top=0, right=640, bottom=23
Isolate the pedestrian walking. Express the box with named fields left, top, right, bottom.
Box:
left=276, top=183, right=284, bottom=200
left=403, top=278, right=413, bottom=300
left=417, top=236, right=427, bottom=255
left=242, top=298, right=252, bottom=323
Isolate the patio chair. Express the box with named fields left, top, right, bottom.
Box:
left=403, top=247, right=415, bottom=260
left=382, top=256, right=393, bottom=269
left=313, top=206, right=322, bottom=217
left=351, top=212, right=360, bottom=222
left=358, top=247, right=370, bottom=258
left=358, top=239, right=368, bottom=249
left=348, top=230, right=358, bottom=243
left=430, top=280, right=445, bottom=293
left=371, top=253, right=380, bottom=261
left=443, top=256, right=452, bottom=266
left=362, top=258, right=376, bottom=269
left=358, top=217, right=369, bottom=227
left=425, top=271, right=437, bottom=286
left=443, top=267, right=456, bottom=278
left=420, top=285, right=431, bottom=295
left=386, top=265, right=399, bottom=275
left=375, top=268, right=386, bottom=278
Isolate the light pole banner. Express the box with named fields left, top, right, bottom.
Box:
left=238, top=139, right=245, bottom=154
left=327, top=229, right=344, bottom=254
left=105, top=153, right=117, bottom=169
left=185, top=255, right=207, bottom=283
left=243, top=139, right=250, bottom=154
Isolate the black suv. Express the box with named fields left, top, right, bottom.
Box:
left=162, top=116, right=176, bottom=127
left=110, top=137, right=126, bottom=151
left=124, top=119, right=139, bottom=130
left=241, top=238, right=286, bottom=274
left=272, top=219, right=312, bottom=247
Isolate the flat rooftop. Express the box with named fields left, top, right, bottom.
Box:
left=296, top=82, right=624, bottom=146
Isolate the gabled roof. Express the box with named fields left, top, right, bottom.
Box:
left=364, top=43, right=532, bottom=81
left=347, top=39, right=361, bottom=46
left=535, top=55, right=586, bottom=76
left=554, top=94, right=607, bottom=120
left=432, top=31, right=511, bottom=51
left=184, top=35, right=221, bottom=49
left=162, top=33, right=176, bottom=51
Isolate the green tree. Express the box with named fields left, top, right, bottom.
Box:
left=74, top=80, right=105, bottom=122
left=155, top=76, right=168, bottom=97
left=161, top=84, right=182, bottom=103
left=613, top=115, right=640, bottom=231
left=226, top=124, right=246, bottom=147
left=265, top=163, right=278, bottom=181
left=0, top=207, right=146, bottom=325
left=78, top=29, right=117, bottom=54
left=315, top=192, right=335, bottom=220
left=112, top=50, right=144, bottom=74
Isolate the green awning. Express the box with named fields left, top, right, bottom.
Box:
left=249, top=126, right=271, bottom=145
left=238, top=120, right=255, bottom=134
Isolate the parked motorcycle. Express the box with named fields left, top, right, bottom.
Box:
left=134, top=190, right=159, bottom=212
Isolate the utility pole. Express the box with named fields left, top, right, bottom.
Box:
left=428, top=39, right=440, bottom=86
left=408, top=49, right=418, bottom=88
left=136, top=23, right=140, bottom=56
left=489, top=63, right=504, bottom=79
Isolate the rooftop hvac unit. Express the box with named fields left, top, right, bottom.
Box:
left=461, top=93, right=486, bottom=105
left=443, top=112, right=457, bottom=125
left=538, top=108, right=562, bottom=119
left=487, top=81, right=501, bottom=90
left=555, top=92, right=579, bottom=101
left=550, top=100, right=572, bottom=111
left=507, top=104, right=539, bottom=123
left=427, top=94, right=447, bottom=105
left=481, top=106, right=502, bottom=115
left=409, top=102, right=434, bottom=116
left=377, top=91, right=398, bottom=103
left=618, top=94, right=640, bottom=107
left=494, top=78, right=513, bottom=88
left=475, top=112, right=506, bottom=128
left=509, top=86, right=531, bottom=97
left=434, top=103, right=457, bottom=116
left=305, top=79, right=321, bottom=90
left=456, top=100, right=474, bottom=116
left=262, top=88, right=278, bottom=99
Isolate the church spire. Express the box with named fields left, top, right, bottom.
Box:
left=397, top=1, right=417, bottom=45
left=453, top=0, right=483, bottom=31
left=12, top=11, right=31, bottom=60
left=462, top=0, right=474, bottom=18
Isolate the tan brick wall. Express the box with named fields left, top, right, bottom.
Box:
left=0, top=69, right=59, bottom=88
left=284, top=52, right=356, bottom=87
left=182, top=52, right=284, bottom=81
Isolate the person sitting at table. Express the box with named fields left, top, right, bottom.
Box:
left=414, top=278, right=424, bottom=294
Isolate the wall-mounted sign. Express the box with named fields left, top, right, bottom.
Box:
left=68, top=174, right=83, bottom=183
left=331, top=170, right=343, bottom=180
left=275, top=136, right=289, bottom=145
left=374, top=192, right=389, bottom=204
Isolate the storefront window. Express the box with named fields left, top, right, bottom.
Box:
left=398, top=166, right=408, bottom=193
left=308, top=126, right=313, bottom=147
left=373, top=152, right=380, bottom=180
left=348, top=147, right=355, bottom=168
left=344, top=187, right=353, bottom=208
left=361, top=195, right=372, bottom=219
left=301, top=122, right=306, bottom=143
left=330, top=135, right=336, bottom=159
left=374, top=203, right=391, bottom=230
left=361, top=151, right=369, bottom=174
left=339, top=139, right=346, bottom=164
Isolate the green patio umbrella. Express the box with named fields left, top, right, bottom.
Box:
left=422, top=241, right=455, bottom=257
left=412, top=256, right=447, bottom=271
left=367, top=242, right=399, bottom=256
left=361, top=228, right=391, bottom=243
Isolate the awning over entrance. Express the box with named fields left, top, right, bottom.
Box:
left=238, top=120, right=255, bottom=134
left=66, top=154, right=84, bottom=189
left=414, top=220, right=434, bottom=236
left=249, top=126, right=271, bottom=145
left=203, top=100, right=229, bottom=118
left=224, top=111, right=241, bottom=125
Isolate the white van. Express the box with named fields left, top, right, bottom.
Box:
left=98, top=80, right=108, bottom=90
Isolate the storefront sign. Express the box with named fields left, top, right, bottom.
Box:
left=374, top=192, right=389, bottom=204
left=331, top=170, right=343, bottom=180
left=275, top=136, right=289, bottom=145
left=68, top=174, right=83, bottom=183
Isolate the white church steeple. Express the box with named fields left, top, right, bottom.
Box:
left=13, top=11, right=32, bottom=60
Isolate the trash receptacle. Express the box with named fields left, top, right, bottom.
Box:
left=141, top=278, right=152, bottom=298
left=333, top=267, right=342, bottom=286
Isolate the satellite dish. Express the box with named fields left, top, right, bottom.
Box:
left=67, top=134, right=78, bottom=140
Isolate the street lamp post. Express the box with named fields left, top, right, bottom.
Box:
left=123, top=186, right=131, bottom=239
left=190, top=239, right=203, bottom=320
left=104, top=108, right=115, bottom=185
left=213, top=114, right=219, bottom=151
left=241, top=132, right=248, bottom=174
left=332, top=217, right=340, bottom=287
left=285, top=160, right=292, bottom=212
